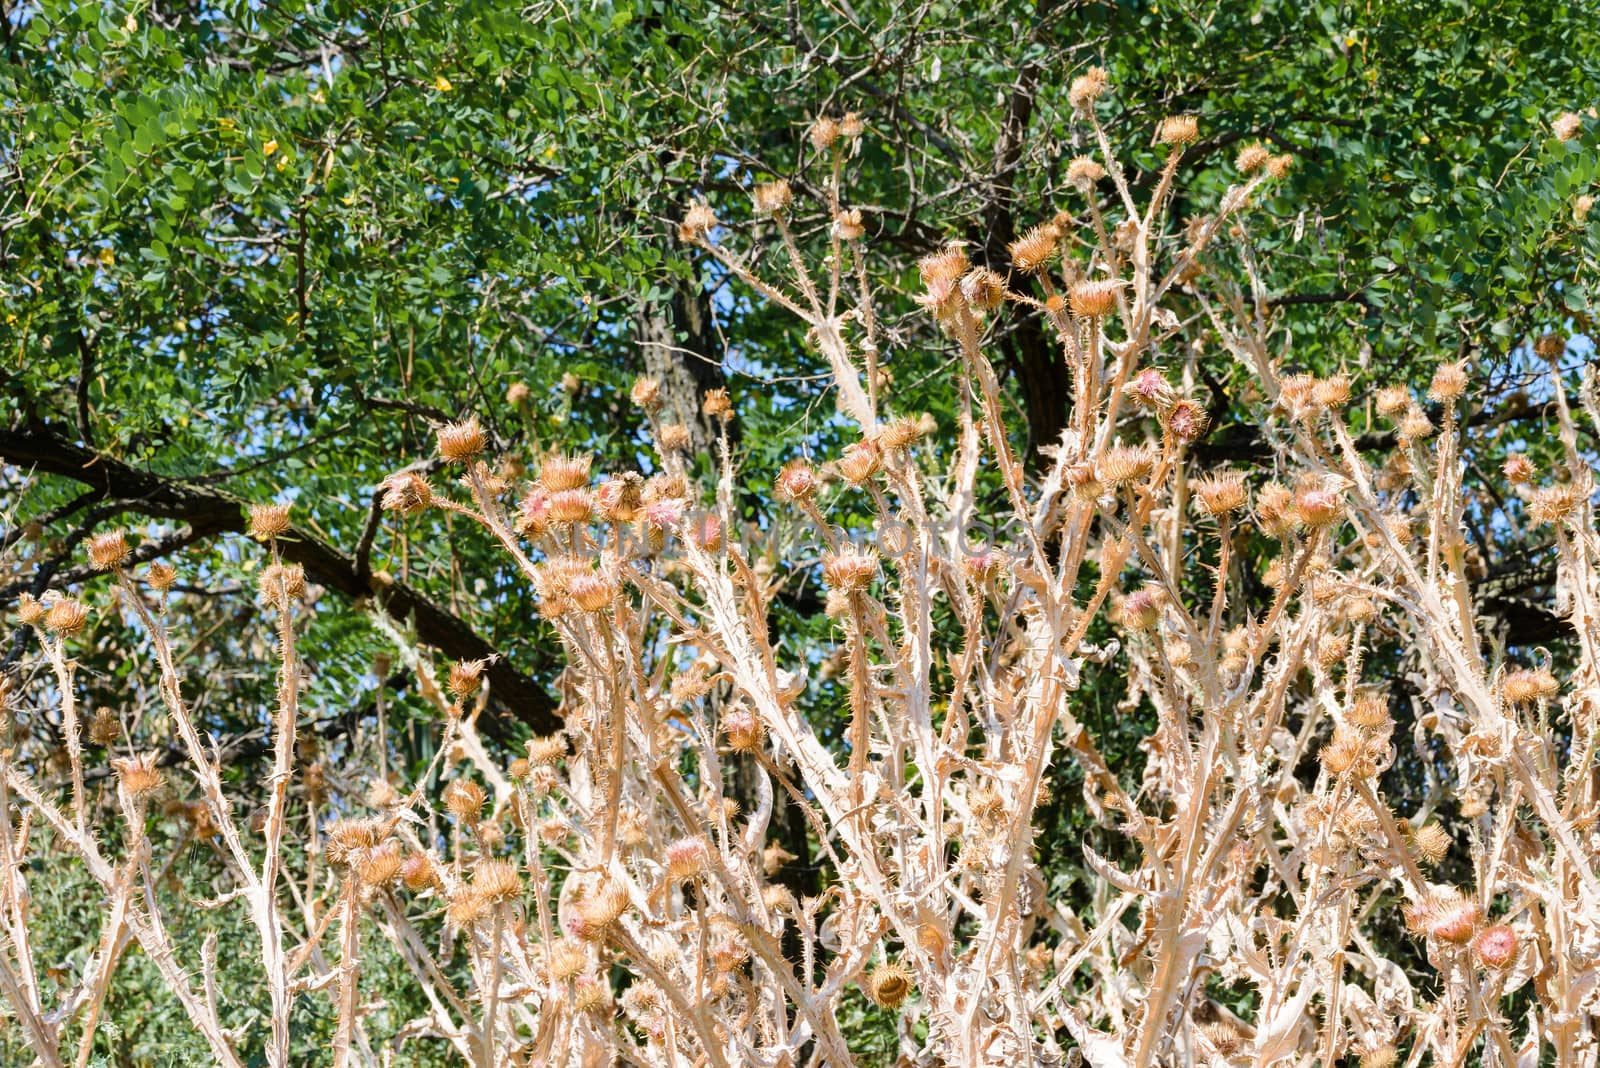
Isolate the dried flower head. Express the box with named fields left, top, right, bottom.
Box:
left=1157, top=115, right=1199, bottom=146
left=546, top=939, right=589, bottom=981
left=1411, top=823, right=1452, bottom=866
left=1374, top=385, right=1411, bottom=416
left=1008, top=224, right=1059, bottom=274
left=1265, top=154, right=1294, bottom=179
left=526, top=735, right=567, bottom=766
left=381, top=471, right=434, bottom=514
left=44, top=598, right=90, bottom=636
left=1533, top=333, right=1567, bottom=358
left=1552, top=111, right=1583, bottom=141
left=249, top=503, right=292, bottom=541
left=751, top=179, right=792, bottom=215
left=114, top=753, right=165, bottom=801
left=435, top=418, right=486, bottom=463
left=702, top=388, right=734, bottom=421
left=88, top=708, right=121, bottom=746
left=832, top=208, right=866, bottom=241
left=678, top=201, right=717, bottom=242
left=325, top=818, right=384, bottom=866
left=1313, top=374, right=1352, bottom=409
left=1236, top=143, right=1271, bottom=173
left=960, top=268, right=1006, bottom=314
left=1067, top=66, right=1108, bottom=113
left=540, top=453, right=593, bottom=493
left=1472, top=923, right=1518, bottom=968
left=1528, top=484, right=1582, bottom=525
left=1069, top=280, right=1120, bottom=319
left=1099, top=443, right=1154, bottom=485
left=473, top=858, right=523, bottom=903
left=546, top=488, right=594, bottom=525
left=16, top=594, right=45, bottom=627
left=840, top=112, right=865, bottom=139
left=357, top=842, right=403, bottom=887
left=447, top=658, right=486, bottom=698
left=258, top=563, right=306, bottom=604
left=1426, top=363, right=1468, bottom=405
left=657, top=423, right=692, bottom=454
left=822, top=548, right=878, bottom=593
left=1398, top=407, right=1435, bottom=442
left=630, top=376, right=663, bottom=411
left=1164, top=400, right=1210, bottom=443
left=1066, top=156, right=1106, bottom=190
left=866, top=962, right=913, bottom=1008
left=838, top=439, right=882, bottom=485
left=665, top=836, right=710, bottom=882
left=808, top=115, right=840, bottom=151
left=775, top=459, right=819, bottom=502
left=1193, top=470, right=1247, bottom=516
left=442, top=779, right=487, bottom=823
left=1503, top=454, right=1535, bottom=484
left=722, top=707, right=766, bottom=752
left=87, top=530, right=130, bottom=570
left=1502, top=667, right=1559, bottom=706
left=400, top=853, right=437, bottom=892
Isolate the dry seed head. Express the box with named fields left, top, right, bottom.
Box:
left=630, top=376, right=663, bottom=411
left=546, top=488, right=594, bottom=525
left=1411, top=823, right=1452, bottom=866
left=678, top=201, right=717, bottom=242
left=960, top=267, right=1006, bottom=313
left=1099, top=443, right=1154, bottom=485
left=44, top=598, right=90, bottom=635
left=1119, top=588, right=1164, bottom=631
left=1399, top=406, right=1435, bottom=442
left=808, top=115, right=840, bottom=151
left=1008, top=224, right=1059, bottom=273
left=821, top=547, right=878, bottom=593
left=442, top=778, right=487, bottom=823
left=1528, top=484, right=1582, bottom=525
left=114, top=753, right=165, bottom=801
left=1421, top=890, right=1480, bottom=944
left=1359, top=1046, right=1399, bottom=1068
left=1472, top=923, right=1518, bottom=968
left=1293, top=486, right=1344, bottom=529
left=1374, top=385, right=1411, bottom=416
left=866, top=963, right=913, bottom=1009
left=1534, top=333, right=1567, bottom=358
left=447, top=658, right=486, bottom=698
left=762, top=840, right=797, bottom=876
left=1429, top=361, right=1468, bottom=402
left=381, top=471, right=434, bottom=514
left=1313, top=374, right=1351, bottom=409
left=878, top=416, right=928, bottom=450
left=16, top=594, right=45, bottom=627
left=546, top=939, right=589, bottom=981
left=539, top=453, right=592, bottom=493
left=702, top=388, right=733, bottom=421
left=399, top=852, right=436, bottom=892
left=1164, top=399, right=1209, bottom=443
left=1265, top=154, right=1294, bottom=179
left=258, top=563, right=306, bottom=604
left=89, top=708, right=121, bottom=746
left=505, top=380, right=530, bottom=406
left=775, top=459, right=819, bottom=502
left=1502, top=667, right=1559, bottom=706
left=1066, top=155, right=1106, bottom=190
left=325, top=818, right=383, bottom=866
left=446, top=888, right=490, bottom=929
left=1236, top=142, right=1271, bottom=173
left=435, top=418, right=486, bottom=463
left=665, top=836, right=710, bottom=881
left=1553, top=111, right=1583, bottom=141
left=1349, top=694, right=1391, bottom=730
left=1316, top=633, right=1350, bottom=669
left=722, top=707, right=766, bottom=752
left=577, top=881, right=631, bottom=933
left=473, top=858, right=523, bottom=903
left=1578, top=194, right=1595, bottom=222
left=1067, top=66, right=1108, bottom=113
left=249, top=503, right=292, bottom=541
left=657, top=423, right=691, bottom=453
left=596, top=474, right=643, bottom=522
left=87, top=530, right=130, bottom=570
left=1067, top=462, right=1103, bottom=501
left=840, top=111, right=865, bottom=139
left=832, top=208, right=866, bottom=241
left=357, top=842, right=403, bottom=887
left=1193, top=470, right=1247, bottom=516
left=568, top=570, right=616, bottom=614
left=1157, top=115, right=1199, bottom=145
left=1068, top=279, right=1120, bottom=319
left=1130, top=368, right=1176, bottom=409
left=1503, top=454, right=1535, bottom=484
left=526, top=734, right=567, bottom=766
left=838, top=439, right=882, bottom=485
left=751, top=179, right=792, bottom=215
